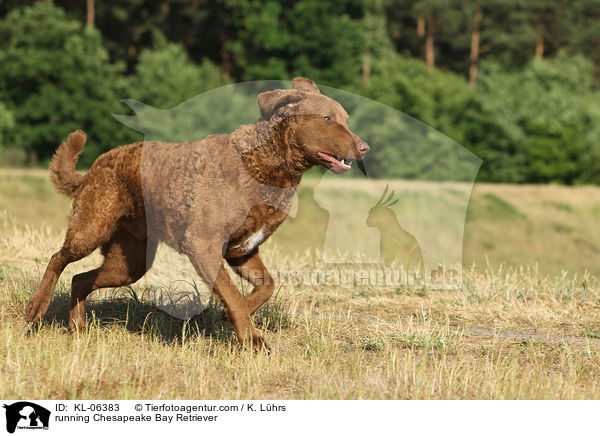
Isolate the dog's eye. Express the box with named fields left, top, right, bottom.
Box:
left=324, top=116, right=332, bottom=121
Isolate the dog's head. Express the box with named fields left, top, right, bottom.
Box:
left=276, top=114, right=360, bottom=175
left=258, top=77, right=370, bottom=161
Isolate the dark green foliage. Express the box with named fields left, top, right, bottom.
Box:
left=353, top=50, right=600, bottom=183
left=475, top=53, right=600, bottom=183
left=127, top=33, right=225, bottom=109
left=222, top=0, right=368, bottom=87
left=1, top=1, right=600, bottom=183
left=0, top=102, right=15, bottom=160
left=0, top=2, right=138, bottom=166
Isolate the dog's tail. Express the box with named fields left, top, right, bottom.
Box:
left=49, top=130, right=86, bottom=199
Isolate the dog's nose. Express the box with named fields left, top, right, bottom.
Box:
left=357, top=142, right=370, bottom=157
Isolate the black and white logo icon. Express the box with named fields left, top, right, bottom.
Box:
left=3, top=402, right=50, bottom=433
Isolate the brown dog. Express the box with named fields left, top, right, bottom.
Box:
left=25, top=77, right=369, bottom=351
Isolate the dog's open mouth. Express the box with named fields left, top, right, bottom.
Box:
left=317, top=152, right=353, bottom=174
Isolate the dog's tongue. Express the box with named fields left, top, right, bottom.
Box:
left=318, top=152, right=352, bottom=174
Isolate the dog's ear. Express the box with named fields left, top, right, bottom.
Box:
left=292, top=77, right=321, bottom=94
left=257, top=89, right=303, bottom=120
left=277, top=116, right=294, bottom=162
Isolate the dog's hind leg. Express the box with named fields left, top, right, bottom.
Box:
left=227, top=250, right=275, bottom=316
left=25, top=247, right=78, bottom=326
left=69, top=230, right=157, bottom=330
left=25, top=185, right=124, bottom=326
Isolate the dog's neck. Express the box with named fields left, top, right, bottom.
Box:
left=240, top=120, right=311, bottom=188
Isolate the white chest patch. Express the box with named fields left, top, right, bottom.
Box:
left=235, top=227, right=265, bottom=253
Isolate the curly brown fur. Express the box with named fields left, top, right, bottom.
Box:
left=25, top=77, right=369, bottom=351
left=49, top=130, right=86, bottom=198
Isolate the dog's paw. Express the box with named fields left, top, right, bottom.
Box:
left=24, top=297, right=49, bottom=326
left=68, top=318, right=88, bottom=333
left=251, top=334, right=272, bottom=354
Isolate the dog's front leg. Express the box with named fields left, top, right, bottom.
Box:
left=187, top=247, right=270, bottom=352
left=212, top=262, right=271, bottom=352
left=227, top=249, right=275, bottom=315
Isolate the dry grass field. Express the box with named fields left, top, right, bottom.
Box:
left=2, top=169, right=600, bottom=399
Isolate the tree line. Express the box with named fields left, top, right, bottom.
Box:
left=0, top=0, right=600, bottom=183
